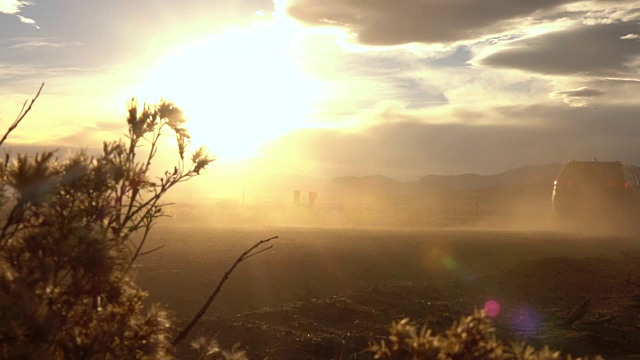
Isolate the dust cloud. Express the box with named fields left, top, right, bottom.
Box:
left=161, top=180, right=634, bottom=238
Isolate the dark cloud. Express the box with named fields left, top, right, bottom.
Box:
left=261, top=103, right=640, bottom=179
left=547, top=78, right=640, bottom=105
left=551, top=87, right=603, bottom=98
left=478, top=21, right=640, bottom=76
left=286, top=0, right=577, bottom=45
left=549, top=87, right=604, bottom=106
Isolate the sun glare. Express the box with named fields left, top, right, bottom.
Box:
left=135, top=19, right=325, bottom=162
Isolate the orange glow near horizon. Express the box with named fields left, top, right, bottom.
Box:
left=133, top=19, right=326, bottom=162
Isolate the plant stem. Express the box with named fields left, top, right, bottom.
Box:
left=172, top=236, right=278, bottom=346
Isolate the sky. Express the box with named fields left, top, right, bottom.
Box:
left=2, top=0, right=640, bottom=183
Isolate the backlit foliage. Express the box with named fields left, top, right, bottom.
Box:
left=190, top=336, right=248, bottom=360
left=0, top=98, right=213, bottom=358
left=370, top=310, right=603, bottom=360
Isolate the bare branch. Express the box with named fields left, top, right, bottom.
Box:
left=0, top=83, right=45, bottom=147
left=0, top=205, right=21, bottom=247
left=172, top=235, right=278, bottom=346
left=127, top=217, right=154, bottom=267
left=137, top=244, right=166, bottom=257
left=242, top=245, right=273, bottom=261
left=563, top=299, right=591, bottom=327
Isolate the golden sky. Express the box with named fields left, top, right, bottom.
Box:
left=2, top=0, right=640, bottom=184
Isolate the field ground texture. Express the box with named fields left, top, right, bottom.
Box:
left=136, top=225, right=640, bottom=359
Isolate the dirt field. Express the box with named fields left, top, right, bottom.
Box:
left=135, top=225, right=640, bottom=359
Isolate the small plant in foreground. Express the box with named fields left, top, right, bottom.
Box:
left=191, top=336, right=247, bottom=360
left=369, top=310, right=603, bottom=360
left=0, top=84, right=214, bottom=358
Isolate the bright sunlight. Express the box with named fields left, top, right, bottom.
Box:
left=135, top=18, right=325, bottom=161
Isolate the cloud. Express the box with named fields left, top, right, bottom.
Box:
left=7, top=37, right=82, bottom=50
left=0, top=64, right=87, bottom=94
left=0, top=0, right=38, bottom=28
left=0, top=0, right=30, bottom=14
left=16, top=14, right=37, bottom=28
left=261, top=102, right=640, bottom=179
left=553, top=87, right=604, bottom=98
left=477, top=21, right=640, bottom=76
left=285, top=0, right=578, bottom=45
left=549, top=87, right=604, bottom=107
left=382, top=77, right=448, bottom=109
left=0, top=1, right=275, bottom=75
left=49, top=121, right=126, bottom=147
left=0, top=37, right=91, bottom=91
left=543, top=77, right=640, bottom=106
left=621, top=33, right=640, bottom=39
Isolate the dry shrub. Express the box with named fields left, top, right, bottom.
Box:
left=0, top=94, right=213, bottom=359
left=370, top=310, right=603, bottom=360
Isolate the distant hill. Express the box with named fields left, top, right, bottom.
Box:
left=414, top=163, right=564, bottom=191
left=325, top=163, right=565, bottom=200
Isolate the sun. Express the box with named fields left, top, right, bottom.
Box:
left=136, top=20, right=324, bottom=161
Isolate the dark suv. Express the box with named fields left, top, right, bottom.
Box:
left=552, top=160, right=640, bottom=228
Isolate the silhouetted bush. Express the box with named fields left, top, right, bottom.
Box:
left=0, top=92, right=214, bottom=358
left=369, top=310, right=602, bottom=360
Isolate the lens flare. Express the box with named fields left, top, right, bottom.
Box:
left=422, top=244, right=460, bottom=273
left=483, top=300, right=501, bottom=317
left=510, top=306, right=540, bottom=338
left=443, top=256, right=457, bottom=270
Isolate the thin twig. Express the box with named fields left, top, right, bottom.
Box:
left=124, top=218, right=154, bottom=274
left=137, top=243, right=166, bottom=257
left=172, top=235, right=278, bottom=346
left=563, top=299, right=590, bottom=327
left=0, top=205, right=20, bottom=246
left=0, top=82, right=45, bottom=147
left=242, top=245, right=273, bottom=260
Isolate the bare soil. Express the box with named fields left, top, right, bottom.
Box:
left=136, top=226, right=640, bottom=359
